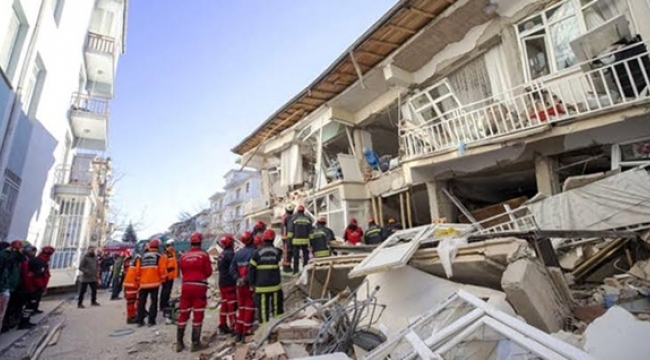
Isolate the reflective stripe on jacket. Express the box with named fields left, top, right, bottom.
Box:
left=122, top=257, right=139, bottom=288
left=364, top=224, right=383, bottom=245
left=135, top=251, right=167, bottom=289
left=310, top=225, right=333, bottom=258
left=164, top=248, right=178, bottom=280
left=249, top=244, right=283, bottom=293
left=289, top=214, right=313, bottom=246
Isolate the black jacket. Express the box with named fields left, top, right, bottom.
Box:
left=217, top=248, right=236, bottom=286
left=311, top=224, right=333, bottom=257
left=248, top=244, right=283, bottom=294
left=288, top=213, right=313, bottom=246
left=364, top=223, right=383, bottom=245
left=381, top=222, right=403, bottom=240
left=229, top=245, right=256, bottom=284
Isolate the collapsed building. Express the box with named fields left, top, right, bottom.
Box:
left=218, top=0, right=650, bottom=359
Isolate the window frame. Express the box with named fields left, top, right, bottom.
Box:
left=611, top=136, right=650, bottom=169
left=23, top=56, right=46, bottom=118
left=52, top=0, right=65, bottom=26
left=0, top=5, right=28, bottom=80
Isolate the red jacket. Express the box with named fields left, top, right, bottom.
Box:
left=28, top=254, right=52, bottom=290
left=21, top=260, right=36, bottom=293
left=343, top=226, right=363, bottom=245
left=179, top=248, right=213, bottom=285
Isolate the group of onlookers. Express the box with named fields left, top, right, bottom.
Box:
left=0, top=240, right=55, bottom=335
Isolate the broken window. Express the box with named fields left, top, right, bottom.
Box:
left=408, top=80, right=462, bottom=125
left=314, top=191, right=345, bottom=235
left=612, top=136, right=650, bottom=169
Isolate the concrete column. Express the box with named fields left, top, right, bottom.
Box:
left=352, top=129, right=372, bottom=161
left=534, top=155, right=561, bottom=196
left=425, top=180, right=455, bottom=223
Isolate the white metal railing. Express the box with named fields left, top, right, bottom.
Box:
left=54, top=165, right=97, bottom=190
left=70, top=92, right=110, bottom=117
left=474, top=206, right=538, bottom=234
left=402, top=41, right=650, bottom=159
left=86, top=32, right=116, bottom=55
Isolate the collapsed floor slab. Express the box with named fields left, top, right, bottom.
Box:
left=584, top=306, right=650, bottom=360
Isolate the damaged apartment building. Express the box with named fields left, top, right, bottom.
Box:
left=231, top=0, right=650, bottom=235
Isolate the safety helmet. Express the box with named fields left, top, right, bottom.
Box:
left=297, top=205, right=305, bottom=212
left=262, top=228, right=276, bottom=242
left=350, top=218, right=358, bottom=225
left=10, top=240, right=23, bottom=249
left=166, top=239, right=175, bottom=246
left=149, top=239, right=161, bottom=249
left=388, top=217, right=396, bottom=224
left=190, top=232, right=203, bottom=245
left=317, top=217, right=327, bottom=224
left=254, top=221, right=266, bottom=231
left=368, top=217, right=376, bottom=224
left=285, top=204, right=295, bottom=212
left=253, top=235, right=263, bottom=248
left=240, top=230, right=253, bottom=245
left=219, top=234, right=235, bottom=249
left=42, top=246, right=55, bottom=255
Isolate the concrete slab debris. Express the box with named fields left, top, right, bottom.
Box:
left=275, top=318, right=321, bottom=343
left=264, top=342, right=288, bottom=359
left=584, top=306, right=650, bottom=360
left=501, top=258, right=572, bottom=333
left=294, top=353, right=352, bottom=360
left=283, top=343, right=310, bottom=358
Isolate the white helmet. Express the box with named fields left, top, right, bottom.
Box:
left=165, top=239, right=175, bottom=246
left=285, top=204, right=295, bottom=212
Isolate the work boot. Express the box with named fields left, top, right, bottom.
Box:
left=190, top=326, right=208, bottom=352
left=234, top=332, right=244, bottom=343
left=218, top=324, right=231, bottom=334
left=17, top=318, right=36, bottom=330
left=91, top=302, right=100, bottom=306
left=175, top=327, right=185, bottom=352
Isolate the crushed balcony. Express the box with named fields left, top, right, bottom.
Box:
left=401, top=41, right=650, bottom=161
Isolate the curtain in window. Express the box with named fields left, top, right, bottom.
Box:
left=584, top=0, right=627, bottom=30
left=448, top=55, right=492, bottom=105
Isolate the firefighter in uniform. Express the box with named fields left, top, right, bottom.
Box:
left=311, top=217, right=334, bottom=258
left=229, top=231, right=256, bottom=342
left=287, top=205, right=312, bottom=274
left=217, top=234, right=237, bottom=334
left=135, top=239, right=167, bottom=327
left=281, top=204, right=295, bottom=273
left=249, top=229, right=284, bottom=324
left=161, top=239, right=178, bottom=323
left=364, top=218, right=384, bottom=245
left=122, top=250, right=139, bottom=324
left=175, top=232, right=212, bottom=352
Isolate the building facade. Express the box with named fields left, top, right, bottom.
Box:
left=209, top=169, right=263, bottom=236
left=0, top=0, right=127, bottom=275
left=232, top=0, right=650, bottom=237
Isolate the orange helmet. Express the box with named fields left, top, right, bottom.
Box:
left=297, top=205, right=305, bottom=212
left=240, top=230, right=253, bottom=245
left=190, top=232, right=203, bottom=245
left=149, top=239, right=160, bottom=249
left=220, top=234, right=235, bottom=249
left=253, top=235, right=263, bottom=248
left=262, top=228, right=276, bottom=242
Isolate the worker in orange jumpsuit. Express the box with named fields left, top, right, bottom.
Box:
left=175, top=232, right=212, bottom=352
left=122, top=250, right=139, bottom=324
left=160, top=239, right=178, bottom=324
left=135, top=239, right=167, bottom=327
left=217, top=234, right=237, bottom=334
left=229, top=230, right=256, bottom=343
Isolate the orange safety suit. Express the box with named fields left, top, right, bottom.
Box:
left=160, top=247, right=178, bottom=318
left=122, top=256, right=139, bottom=322
left=135, top=250, right=167, bottom=326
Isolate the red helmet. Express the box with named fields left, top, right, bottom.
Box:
left=190, top=232, right=203, bottom=245
left=262, top=228, right=276, bottom=241
left=350, top=218, right=358, bottom=225
left=42, top=246, right=55, bottom=255
left=149, top=239, right=161, bottom=249
left=253, top=235, right=263, bottom=248
left=317, top=217, right=327, bottom=224
left=10, top=240, right=23, bottom=249
left=254, top=221, right=266, bottom=231
left=240, top=230, right=253, bottom=245
left=220, top=234, right=235, bottom=249
left=297, top=205, right=305, bottom=212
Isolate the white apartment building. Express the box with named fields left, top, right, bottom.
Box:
left=232, top=0, right=650, bottom=236
left=0, top=0, right=127, bottom=283
left=208, top=169, right=263, bottom=236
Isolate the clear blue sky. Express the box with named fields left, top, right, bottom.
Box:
left=110, top=0, right=396, bottom=238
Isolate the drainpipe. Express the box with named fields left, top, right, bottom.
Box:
left=0, top=0, right=50, bottom=194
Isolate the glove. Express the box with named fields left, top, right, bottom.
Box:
left=236, top=278, right=245, bottom=287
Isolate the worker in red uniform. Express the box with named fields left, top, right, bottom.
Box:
left=229, top=230, right=256, bottom=343
left=249, top=229, right=284, bottom=324
left=135, top=239, right=167, bottom=327
left=122, top=250, right=139, bottom=324
left=175, top=232, right=212, bottom=353
left=281, top=204, right=295, bottom=273
left=343, top=218, right=363, bottom=246
left=217, top=234, right=237, bottom=334
left=26, top=246, right=55, bottom=314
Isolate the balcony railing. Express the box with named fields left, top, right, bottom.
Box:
left=401, top=41, right=650, bottom=160
left=70, top=92, right=110, bottom=117
left=54, top=165, right=97, bottom=190
left=86, top=32, right=116, bottom=55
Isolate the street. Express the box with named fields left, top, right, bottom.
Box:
left=3, top=287, right=223, bottom=360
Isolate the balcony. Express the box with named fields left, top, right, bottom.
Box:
left=69, top=93, right=109, bottom=151
left=401, top=41, right=650, bottom=161
left=52, top=165, right=98, bottom=197
left=84, top=32, right=117, bottom=97
left=243, top=198, right=270, bottom=216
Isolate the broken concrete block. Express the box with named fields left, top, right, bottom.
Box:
left=501, top=259, right=571, bottom=333
left=283, top=343, right=309, bottom=358
left=275, top=318, right=321, bottom=343
left=562, top=172, right=606, bottom=192
left=585, top=306, right=650, bottom=360
left=264, top=342, right=287, bottom=360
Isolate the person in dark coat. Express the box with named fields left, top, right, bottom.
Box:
left=381, top=217, right=403, bottom=240
left=78, top=247, right=100, bottom=308
left=217, top=234, right=237, bottom=334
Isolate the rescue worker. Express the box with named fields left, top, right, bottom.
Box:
left=281, top=204, right=295, bottom=273
left=122, top=250, right=139, bottom=324
left=15, top=244, right=37, bottom=329
left=0, top=241, right=24, bottom=332
left=381, top=217, right=403, bottom=240
left=253, top=235, right=263, bottom=249
left=135, top=239, right=167, bottom=327
left=364, top=218, right=383, bottom=245
left=217, top=234, right=237, bottom=334
left=343, top=218, right=363, bottom=246
left=311, top=217, right=334, bottom=258
left=160, top=239, right=178, bottom=323
left=249, top=229, right=284, bottom=324
left=252, top=221, right=266, bottom=238
left=27, top=246, right=55, bottom=314
left=176, top=232, right=212, bottom=352
left=229, top=231, right=256, bottom=343
left=287, top=205, right=312, bottom=274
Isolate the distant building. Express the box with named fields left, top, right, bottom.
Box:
left=209, top=169, right=262, bottom=236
